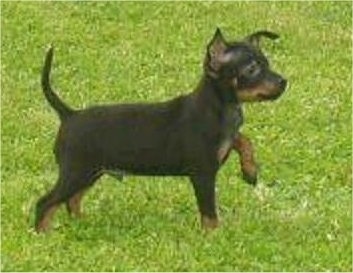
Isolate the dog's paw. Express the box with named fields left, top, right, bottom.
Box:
left=242, top=170, right=258, bottom=186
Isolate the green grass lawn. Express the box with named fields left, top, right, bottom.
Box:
left=1, top=1, right=351, bottom=271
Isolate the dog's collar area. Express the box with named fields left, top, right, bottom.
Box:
left=209, top=77, right=239, bottom=104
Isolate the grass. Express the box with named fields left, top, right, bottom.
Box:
left=1, top=1, right=352, bottom=271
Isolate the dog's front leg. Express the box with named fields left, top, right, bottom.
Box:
left=190, top=173, right=218, bottom=230
left=233, top=133, right=258, bottom=186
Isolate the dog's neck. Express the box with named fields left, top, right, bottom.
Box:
left=193, top=74, right=244, bottom=147
left=194, top=74, right=240, bottom=110
left=192, top=74, right=243, bottom=132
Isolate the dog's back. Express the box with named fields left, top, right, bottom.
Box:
left=55, top=96, right=193, bottom=176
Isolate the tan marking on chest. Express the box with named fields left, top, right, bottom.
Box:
left=217, top=139, right=233, bottom=163
left=217, top=104, right=243, bottom=164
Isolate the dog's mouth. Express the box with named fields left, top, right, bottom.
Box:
left=259, top=89, right=284, bottom=100
left=259, top=79, right=287, bottom=101
left=237, top=82, right=286, bottom=102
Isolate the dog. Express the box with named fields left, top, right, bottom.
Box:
left=35, top=28, right=287, bottom=232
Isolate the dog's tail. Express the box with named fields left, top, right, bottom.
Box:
left=42, top=46, right=74, bottom=121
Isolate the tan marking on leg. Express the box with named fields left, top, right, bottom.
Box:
left=67, top=191, right=85, bottom=218
left=36, top=205, right=59, bottom=233
left=234, top=133, right=257, bottom=182
left=201, top=215, right=219, bottom=230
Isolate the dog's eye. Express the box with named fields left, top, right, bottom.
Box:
left=244, top=63, right=260, bottom=77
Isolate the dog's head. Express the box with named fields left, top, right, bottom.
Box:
left=204, top=28, right=287, bottom=102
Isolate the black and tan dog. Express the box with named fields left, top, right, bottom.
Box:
left=35, top=28, right=287, bottom=232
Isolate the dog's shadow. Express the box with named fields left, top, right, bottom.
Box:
left=62, top=177, right=196, bottom=242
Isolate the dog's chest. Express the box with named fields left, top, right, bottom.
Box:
left=217, top=104, right=243, bottom=163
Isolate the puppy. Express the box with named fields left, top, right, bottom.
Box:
left=35, top=28, right=287, bottom=232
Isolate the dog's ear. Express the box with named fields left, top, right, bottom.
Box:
left=206, top=28, right=228, bottom=77
left=245, top=30, right=279, bottom=48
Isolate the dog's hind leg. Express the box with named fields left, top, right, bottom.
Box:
left=66, top=172, right=102, bottom=218
left=35, top=167, right=100, bottom=232
left=66, top=190, right=86, bottom=218
left=35, top=178, right=66, bottom=232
